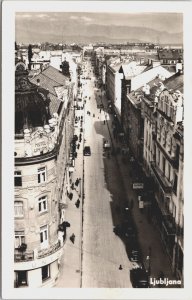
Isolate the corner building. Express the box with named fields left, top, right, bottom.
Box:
left=14, top=62, right=74, bottom=287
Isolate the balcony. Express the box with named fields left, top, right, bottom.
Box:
left=14, top=241, right=62, bottom=263
left=151, top=162, right=172, bottom=193
left=14, top=241, right=64, bottom=271
left=14, top=251, right=34, bottom=262
left=37, top=241, right=61, bottom=259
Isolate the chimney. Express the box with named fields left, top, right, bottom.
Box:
left=152, top=60, right=161, bottom=68
left=142, top=84, right=150, bottom=95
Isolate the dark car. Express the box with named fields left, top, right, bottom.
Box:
left=130, top=267, right=149, bottom=288
left=83, top=146, right=91, bottom=156
left=126, top=239, right=141, bottom=262
left=122, top=207, right=132, bottom=220
left=113, top=221, right=137, bottom=239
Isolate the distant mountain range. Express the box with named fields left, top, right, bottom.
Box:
left=16, top=24, right=183, bottom=45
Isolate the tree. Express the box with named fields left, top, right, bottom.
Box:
left=28, top=44, right=33, bottom=70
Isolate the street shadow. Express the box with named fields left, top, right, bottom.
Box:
left=92, top=118, right=130, bottom=227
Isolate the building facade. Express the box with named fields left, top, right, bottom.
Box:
left=141, top=72, right=184, bottom=281
left=14, top=61, right=75, bottom=288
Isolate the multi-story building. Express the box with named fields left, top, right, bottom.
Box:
left=141, top=71, right=184, bottom=281
left=14, top=61, right=75, bottom=288
left=105, top=60, right=123, bottom=121
left=121, top=64, right=172, bottom=157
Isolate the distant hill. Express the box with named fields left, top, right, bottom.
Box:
left=16, top=23, right=183, bottom=45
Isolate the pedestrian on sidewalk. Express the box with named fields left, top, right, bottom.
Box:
left=69, top=193, right=73, bottom=200
left=119, top=264, right=123, bottom=270
left=75, top=178, right=79, bottom=186
left=75, top=199, right=80, bottom=208
left=70, top=233, right=75, bottom=244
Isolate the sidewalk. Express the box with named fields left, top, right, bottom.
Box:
left=55, top=109, right=84, bottom=288
left=102, top=93, right=176, bottom=285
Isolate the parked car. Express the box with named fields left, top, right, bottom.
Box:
left=113, top=220, right=137, bottom=239
left=130, top=267, right=149, bottom=288
left=83, top=146, right=91, bottom=156
left=97, top=103, right=104, bottom=109
left=122, top=207, right=132, bottom=220
left=126, top=238, right=141, bottom=262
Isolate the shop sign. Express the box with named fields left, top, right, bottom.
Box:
left=31, top=136, right=49, bottom=155
left=139, top=200, right=144, bottom=209
left=133, top=183, right=144, bottom=189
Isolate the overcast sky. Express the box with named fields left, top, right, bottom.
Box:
left=15, top=12, right=183, bottom=43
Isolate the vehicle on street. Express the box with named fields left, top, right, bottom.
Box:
left=126, top=238, right=142, bottom=262
left=97, top=103, right=104, bottom=109
left=113, top=220, right=137, bottom=239
left=130, top=267, right=149, bottom=288
left=122, top=207, right=132, bottom=220
left=103, top=141, right=111, bottom=149
left=83, top=146, right=91, bottom=156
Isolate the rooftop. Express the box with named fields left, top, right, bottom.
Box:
left=30, top=66, right=70, bottom=114
left=163, top=72, right=184, bottom=93
left=158, top=50, right=183, bottom=60
left=120, top=61, right=148, bottom=79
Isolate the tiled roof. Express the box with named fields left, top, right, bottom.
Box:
left=164, top=72, right=184, bottom=93
left=42, top=65, right=69, bottom=85
left=30, top=66, right=70, bottom=115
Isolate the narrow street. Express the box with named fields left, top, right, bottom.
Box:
left=55, top=58, right=174, bottom=288
left=82, top=61, right=133, bottom=287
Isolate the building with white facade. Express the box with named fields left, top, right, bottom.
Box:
left=14, top=62, right=75, bottom=288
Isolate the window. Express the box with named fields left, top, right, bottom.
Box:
left=16, top=271, right=28, bottom=287
left=38, top=196, right=48, bottom=213
left=157, top=149, right=160, bottom=166
left=173, top=174, right=178, bottom=195
left=162, top=156, right=166, bottom=174
left=165, top=101, right=168, bottom=115
left=170, top=104, right=174, bottom=120
left=38, top=167, right=46, bottom=183
left=40, top=225, right=48, bottom=248
left=42, top=265, right=50, bottom=282
left=15, top=231, right=25, bottom=249
left=14, top=201, right=24, bottom=217
left=167, top=163, right=171, bottom=181
left=172, top=202, right=176, bottom=219
left=14, top=171, right=22, bottom=186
